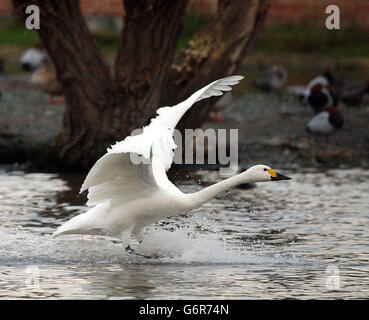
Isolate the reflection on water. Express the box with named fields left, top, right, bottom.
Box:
left=0, top=168, right=368, bottom=299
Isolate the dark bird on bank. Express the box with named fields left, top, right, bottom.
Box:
left=338, top=81, right=369, bottom=107
left=0, top=58, right=6, bottom=100
left=254, top=65, right=288, bottom=91
left=306, top=106, right=343, bottom=136
left=316, top=69, right=369, bottom=107
left=306, top=83, right=339, bottom=114
left=0, top=58, right=6, bottom=77
left=287, top=69, right=335, bottom=102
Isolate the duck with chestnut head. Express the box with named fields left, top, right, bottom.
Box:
left=306, top=106, right=343, bottom=136
left=307, top=83, right=339, bottom=114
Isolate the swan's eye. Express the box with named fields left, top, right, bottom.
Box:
left=263, top=168, right=267, bottom=171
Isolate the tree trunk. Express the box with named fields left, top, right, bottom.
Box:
left=13, top=0, right=116, bottom=168
left=12, top=0, right=187, bottom=168
left=114, top=0, right=188, bottom=134
left=161, top=0, right=270, bottom=132
left=12, top=0, right=270, bottom=168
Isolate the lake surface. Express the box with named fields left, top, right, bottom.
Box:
left=0, top=167, right=368, bottom=299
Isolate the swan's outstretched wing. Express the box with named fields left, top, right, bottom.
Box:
left=80, top=75, right=244, bottom=207
left=150, top=75, right=244, bottom=129
left=80, top=153, right=156, bottom=207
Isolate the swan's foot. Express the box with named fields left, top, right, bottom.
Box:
left=124, top=245, right=152, bottom=259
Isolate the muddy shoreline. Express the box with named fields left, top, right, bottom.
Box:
left=1, top=79, right=369, bottom=172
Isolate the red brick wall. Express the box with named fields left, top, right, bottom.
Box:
left=0, top=0, right=126, bottom=17
left=80, top=0, right=124, bottom=16
left=267, top=0, right=369, bottom=28
left=0, top=0, right=12, bottom=15
left=2, top=0, right=369, bottom=28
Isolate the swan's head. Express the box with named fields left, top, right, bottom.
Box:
left=243, top=165, right=291, bottom=183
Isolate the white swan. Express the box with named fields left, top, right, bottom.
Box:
left=54, top=76, right=291, bottom=252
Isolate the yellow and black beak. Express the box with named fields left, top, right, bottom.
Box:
left=267, top=169, right=291, bottom=181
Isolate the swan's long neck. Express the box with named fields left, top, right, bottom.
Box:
left=188, top=173, right=250, bottom=209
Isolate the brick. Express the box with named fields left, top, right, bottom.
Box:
left=0, top=0, right=368, bottom=28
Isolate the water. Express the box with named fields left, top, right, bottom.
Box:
left=0, top=168, right=368, bottom=299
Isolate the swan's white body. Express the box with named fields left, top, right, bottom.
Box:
left=54, top=76, right=290, bottom=247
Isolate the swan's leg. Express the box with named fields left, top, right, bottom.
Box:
left=121, top=227, right=151, bottom=258
left=132, top=226, right=144, bottom=244
left=119, top=230, right=132, bottom=248
left=125, top=245, right=134, bottom=253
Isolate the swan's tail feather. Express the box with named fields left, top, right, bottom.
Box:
left=53, top=202, right=109, bottom=237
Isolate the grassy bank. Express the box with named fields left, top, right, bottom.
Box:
left=1, top=15, right=368, bottom=61
left=255, top=23, right=369, bottom=58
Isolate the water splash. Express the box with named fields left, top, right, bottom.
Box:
left=136, top=226, right=304, bottom=265
left=0, top=224, right=306, bottom=267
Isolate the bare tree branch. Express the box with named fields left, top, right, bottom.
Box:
left=161, top=0, right=271, bottom=132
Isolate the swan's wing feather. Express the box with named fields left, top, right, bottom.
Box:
left=150, top=75, right=244, bottom=129
left=81, top=152, right=159, bottom=207
left=80, top=128, right=176, bottom=207
left=193, top=76, right=244, bottom=103
left=80, top=153, right=126, bottom=192
left=85, top=154, right=158, bottom=207
left=80, top=75, right=244, bottom=206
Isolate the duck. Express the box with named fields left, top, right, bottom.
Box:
left=287, top=69, right=335, bottom=102
left=306, top=83, right=338, bottom=114
left=30, top=57, right=64, bottom=104
left=0, top=58, right=6, bottom=78
left=339, top=81, right=369, bottom=107
left=306, top=106, right=343, bottom=136
left=254, top=65, right=288, bottom=91
left=53, top=76, right=292, bottom=255
left=20, top=44, right=47, bottom=72
left=0, top=58, right=5, bottom=100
